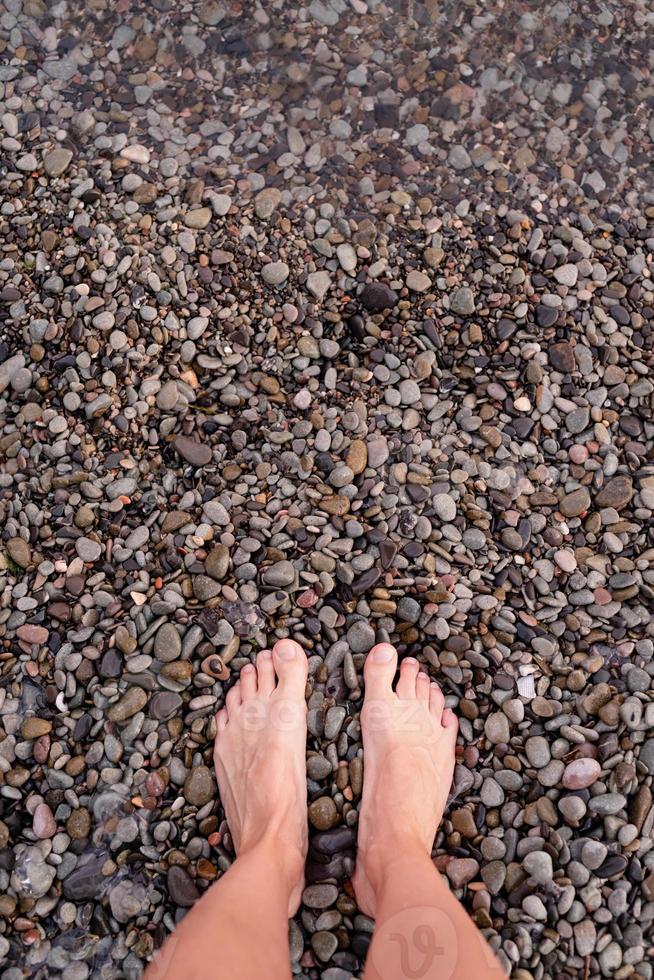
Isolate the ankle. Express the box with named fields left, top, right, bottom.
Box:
left=360, top=831, right=430, bottom=892
left=238, top=832, right=305, bottom=892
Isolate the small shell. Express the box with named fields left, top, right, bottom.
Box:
left=517, top=675, right=536, bottom=699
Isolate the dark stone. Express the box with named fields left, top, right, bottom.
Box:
left=149, top=692, right=182, bottom=721
left=536, top=305, right=558, bottom=328
left=549, top=341, right=575, bottom=373
left=359, top=283, right=398, bottom=312
left=173, top=436, right=212, bottom=466
left=63, top=853, right=112, bottom=901
left=350, top=568, right=381, bottom=595
left=596, top=855, right=628, bottom=878
left=312, top=827, right=357, bottom=855
left=167, top=866, right=200, bottom=907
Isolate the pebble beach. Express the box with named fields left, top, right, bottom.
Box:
left=1, top=0, right=653, bottom=977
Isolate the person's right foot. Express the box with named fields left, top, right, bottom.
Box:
left=213, top=638, right=308, bottom=915
left=352, top=643, right=458, bottom=916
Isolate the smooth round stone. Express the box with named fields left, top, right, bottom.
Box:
left=398, top=379, right=421, bottom=404
left=581, top=840, right=607, bottom=870
left=107, top=687, right=148, bottom=723
left=312, top=931, right=338, bottom=962
left=7, top=537, right=31, bottom=568
left=433, top=494, right=457, bottom=522
left=347, top=620, right=375, bottom=653
left=397, top=597, right=421, bottom=623
left=588, top=793, right=627, bottom=816
left=446, top=858, right=479, bottom=887
left=562, top=758, right=601, bottom=789
left=522, top=851, right=553, bottom=881
left=559, top=795, right=587, bottom=824
left=262, top=261, right=289, bottom=285
left=149, top=692, right=182, bottom=721
left=309, top=796, right=338, bottom=830
left=262, top=560, right=296, bottom=589
left=75, top=537, right=102, bottom=562
left=463, top=528, right=486, bottom=550
left=626, top=667, right=650, bottom=693
left=173, top=436, right=211, bottom=466
left=554, top=550, right=577, bottom=573
left=480, top=778, right=504, bottom=807
left=205, top=544, right=230, bottom=580
left=154, top=623, right=182, bottom=662
left=406, top=270, right=432, bottom=292
left=303, top=884, right=338, bottom=909
left=450, top=286, right=475, bottom=315
left=560, top=488, right=591, bottom=517
left=183, top=765, right=215, bottom=806
left=359, top=282, right=398, bottom=311
left=254, top=187, right=281, bottom=219
left=525, top=736, right=551, bottom=768
left=167, top=866, right=199, bottom=907
left=484, top=712, right=510, bottom=744
left=32, top=803, right=56, bottom=839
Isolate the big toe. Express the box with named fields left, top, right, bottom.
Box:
left=272, top=639, right=308, bottom=697
left=363, top=643, right=398, bottom=698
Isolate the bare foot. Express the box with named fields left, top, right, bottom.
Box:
left=213, top=638, right=308, bottom=915
left=353, top=643, right=458, bottom=916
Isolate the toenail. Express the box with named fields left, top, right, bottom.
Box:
left=242, top=664, right=255, bottom=673
left=275, top=639, right=297, bottom=660
left=260, top=650, right=272, bottom=659
left=371, top=645, right=394, bottom=662
left=402, top=657, right=418, bottom=666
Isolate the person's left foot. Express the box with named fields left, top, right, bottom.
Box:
left=213, top=639, right=309, bottom=915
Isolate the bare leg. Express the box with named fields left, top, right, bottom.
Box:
left=145, top=639, right=309, bottom=980
left=354, top=643, right=505, bottom=980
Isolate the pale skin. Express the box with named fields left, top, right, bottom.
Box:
left=146, top=639, right=506, bottom=980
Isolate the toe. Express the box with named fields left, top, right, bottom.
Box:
left=225, top=682, right=241, bottom=716
left=215, top=708, right=228, bottom=733
left=442, top=707, right=459, bottom=738
left=239, top=663, right=257, bottom=700
left=256, top=649, right=275, bottom=696
left=396, top=657, right=419, bottom=698
left=416, top=670, right=430, bottom=702
left=429, top=681, right=445, bottom=721
left=272, top=639, right=308, bottom=698
left=363, top=643, right=397, bottom=699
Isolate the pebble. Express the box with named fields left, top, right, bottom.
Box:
left=254, top=187, right=281, bottom=219
left=108, top=688, right=148, bottom=723
left=360, top=283, right=397, bottom=311
left=450, top=287, right=475, bottom=315
left=485, top=713, right=510, bottom=744
left=309, top=797, right=338, bottom=830
left=183, top=766, right=215, bottom=806
left=562, top=758, right=601, bottom=789
left=32, top=804, right=57, bottom=839
left=560, top=488, right=591, bottom=517
left=75, top=537, right=102, bottom=562
left=167, top=866, right=200, bottom=908
left=262, top=262, right=289, bottom=285
left=263, top=561, right=296, bottom=589
left=595, top=475, right=633, bottom=509
left=174, top=436, right=212, bottom=466
left=307, top=271, right=332, bottom=300
left=154, top=623, right=182, bottom=662
left=347, top=621, right=376, bottom=653
left=406, top=270, right=431, bottom=292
